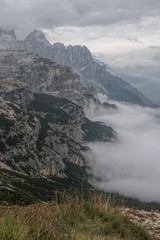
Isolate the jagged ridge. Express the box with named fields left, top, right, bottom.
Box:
left=0, top=28, right=156, bottom=107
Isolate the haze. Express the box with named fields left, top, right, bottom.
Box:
left=85, top=101, right=160, bottom=202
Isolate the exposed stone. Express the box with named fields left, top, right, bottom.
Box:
left=0, top=77, right=115, bottom=178
left=121, top=207, right=160, bottom=239
left=0, top=50, right=85, bottom=106
left=0, top=76, right=33, bottom=104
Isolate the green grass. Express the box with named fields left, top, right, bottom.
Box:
left=0, top=193, right=152, bottom=240
left=0, top=213, right=29, bottom=240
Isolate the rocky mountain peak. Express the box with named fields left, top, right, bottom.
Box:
left=51, top=43, right=93, bottom=71
left=25, top=29, right=51, bottom=47
left=66, top=44, right=93, bottom=67
left=68, top=44, right=91, bottom=56
left=0, top=28, right=156, bottom=107
left=53, top=42, right=66, bottom=48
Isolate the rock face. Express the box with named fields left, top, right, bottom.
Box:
left=0, top=50, right=85, bottom=106
left=0, top=28, right=156, bottom=107
left=0, top=77, right=116, bottom=202
left=50, top=43, right=156, bottom=107
left=0, top=76, right=33, bottom=104
left=121, top=208, right=160, bottom=240
left=24, top=30, right=51, bottom=57
left=0, top=79, right=85, bottom=177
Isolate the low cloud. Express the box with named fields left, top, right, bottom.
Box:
left=84, top=101, right=160, bottom=202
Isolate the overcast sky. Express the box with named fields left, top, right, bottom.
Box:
left=1, top=0, right=160, bottom=54
left=1, top=0, right=160, bottom=103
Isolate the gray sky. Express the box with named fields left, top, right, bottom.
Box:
left=1, top=1, right=160, bottom=100
left=1, top=0, right=160, bottom=54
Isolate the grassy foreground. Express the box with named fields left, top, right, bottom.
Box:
left=0, top=192, right=151, bottom=240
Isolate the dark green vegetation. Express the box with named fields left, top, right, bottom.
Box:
left=0, top=141, right=6, bottom=153
left=28, top=93, right=82, bottom=125
left=0, top=161, right=91, bottom=205
left=6, top=134, right=24, bottom=147
left=103, top=102, right=117, bottom=109
left=1, top=167, right=160, bottom=214
left=0, top=114, right=14, bottom=128
left=0, top=193, right=152, bottom=240
left=27, top=93, right=84, bottom=151
left=28, top=93, right=115, bottom=149
left=36, top=117, right=51, bottom=151
left=82, top=118, right=115, bottom=142
left=7, top=103, right=21, bottom=114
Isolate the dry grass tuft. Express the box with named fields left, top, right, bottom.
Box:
left=0, top=192, right=152, bottom=240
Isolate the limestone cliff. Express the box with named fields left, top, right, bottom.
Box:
left=0, top=77, right=116, bottom=203
left=0, top=50, right=85, bottom=106
left=0, top=77, right=85, bottom=177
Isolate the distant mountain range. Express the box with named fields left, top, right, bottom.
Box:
left=0, top=27, right=156, bottom=108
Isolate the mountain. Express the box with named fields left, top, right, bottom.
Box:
left=0, top=49, right=86, bottom=106
left=0, top=47, right=116, bottom=203
left=0, top=49, right=105, bottom=108
left=24, top=29, right=51, bottom=56
left=23, top=30, right=156, bottom=107
left=0, top=27, right=156, bottom=107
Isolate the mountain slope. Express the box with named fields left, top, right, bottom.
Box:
left=0, top=76, right=116, bottom=203
left=0, top=49, right=85, bottom=106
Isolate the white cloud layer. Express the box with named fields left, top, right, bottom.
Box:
left=84, top=102, right=160, bottom=202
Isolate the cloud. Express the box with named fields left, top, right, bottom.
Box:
left=84, top=101, right=160, bottom=202
left=1, top=0, right=160, bottom=38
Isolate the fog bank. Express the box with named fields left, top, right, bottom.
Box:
left=84, top=101, right=160, bottom=202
